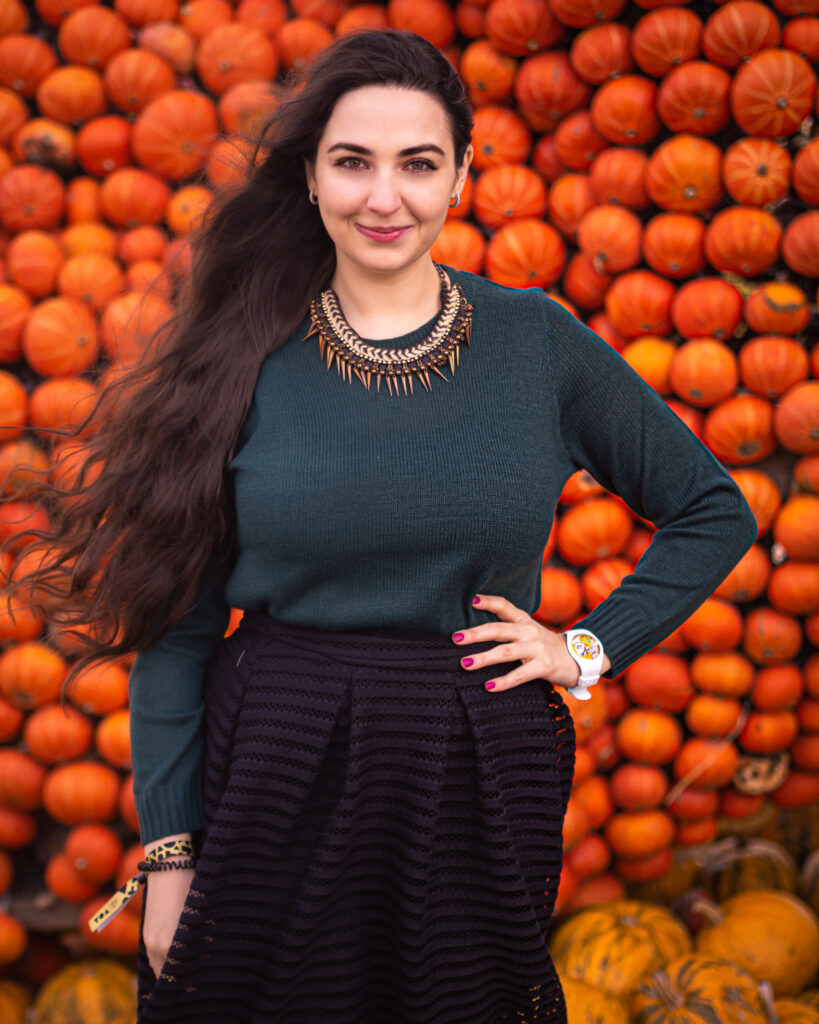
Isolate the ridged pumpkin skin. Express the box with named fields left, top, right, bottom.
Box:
left=631, top=954, right=770, bottom=1024
left=31, top=957, right=136, bottom=1022
left=700, top=836, right=798, bottom=900
left=694, top=889, right=819, bottom=997
left=550, top=898, right=692, bottom=998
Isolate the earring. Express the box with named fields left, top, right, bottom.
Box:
left=449, top=193, right=460, bottom=208
left=308, top=189, right=318, bottom=205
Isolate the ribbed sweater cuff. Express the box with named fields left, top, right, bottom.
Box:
left=134, top=778, right=204, bottom=848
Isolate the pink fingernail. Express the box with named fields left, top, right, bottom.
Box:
left=485, top=680, right=496, bottom=689
left=472, top=596, right=481, bottom=605
left=452, top=632, right=464, bottom=642
left=462, top=657, right=473, bottom=667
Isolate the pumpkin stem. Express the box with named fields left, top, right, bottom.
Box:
left=688, top=894, right=724, bottom=925
left=650, top=968, right=684, bottom=1009
left=757, top=979, right=777, bottom=1022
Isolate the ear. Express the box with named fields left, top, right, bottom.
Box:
left=455, top=144, right=473, bottom=193
left=303, top=156, right=315, bottom=193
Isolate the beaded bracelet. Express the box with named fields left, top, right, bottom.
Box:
left=88, top=838, right=196, bottom=933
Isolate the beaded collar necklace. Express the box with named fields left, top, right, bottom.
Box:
left=304, top=263, right=474, bottom=397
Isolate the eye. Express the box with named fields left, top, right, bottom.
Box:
left=334, top=156, right=437, bottom=172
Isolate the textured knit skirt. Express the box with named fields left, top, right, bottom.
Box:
left=135, top=612, right=576, bottom=1023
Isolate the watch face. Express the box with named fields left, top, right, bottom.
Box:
left=569, top=632, right=601, bottom=660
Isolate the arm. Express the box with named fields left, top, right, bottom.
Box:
left=538, top=293, right=758, bottom=680
left=129, top=546, right=234, bottom=847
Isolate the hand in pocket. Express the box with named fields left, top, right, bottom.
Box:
left=143, top=866, right=196, bottom=980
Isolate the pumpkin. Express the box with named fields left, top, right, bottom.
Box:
left=98, top=166, right=171, bottom=232
left=630, top=7, right=703, bottom=77
left=23, top=702, right=94, bottom=765
left=430, top=220, right=485, bottom=274
left=715, top=544, right=770, bottom=604
left=740, top=336, right=809, bottom=400
left=561, top=251, right=612, bottom=310
left=0, top=980, right=29, bottom=1024
left=782, top=211, right=819, bottom=279
left=744, top=606, right=804, bottom=664
left=672, top=737, right=740, bottom=789
left=514, top=50, right=592, bottom=129
left=605, top=809, right=675, bottom=859
left=471, top=164, right=547, bottom=229
left=547, top=172, right=596, bottom=241
left=641, top=212, right=705, bottom=278
left=722, top=136, right=792, bottom=207
left=645, top=134, right=723, bottom=213
left=700, top=836, right=798, bottom=900
left=337, top=4, right=389, bottom=34
left=672, top=276, right=743, bottom=340
left=45, top=852, right=101, bottom=903
left=615, top=708, right=683, bottom=765
left=4, top=229, right=65, bottom=299
left=550, top=899, right=692, bottom=998
left=553, top=110, right=608, bottom=170
left=657, top=60, right=731, bottom=136
left=0, top=34, right=58, bottom=98
left=133, top=24, right=191, bottom=78
left=0, top=163, right=65, bottom=231
left=0, top=642, right=68, bottom=710
left=0, top=912, right=26, bottom=967
left=41, top=760, right=121, bottom=825
left=64, top=824, right=124, bottom=887
left=631, top=955, right=770, bottom=1024
left=470, top=105, right=532, bottom=170
left=60, top=220, right=118, bottom=258
left=577, top=203, right=642, bottom=274
left=590, top=74, right=660, bottom=145
left=561, top=975, right=630, bottom=1023
left=590, top=147, right=650, bottom=209
left=703, top=205, right=781, bottom=277
left=484, top=0, right=564, bottom=56
left=703, top=0, right=782, bottom=67
left=569, top=22, right=633, bottom=84
left=768, top=562, right=819, bottom=615
left=772, top=999, right=819, bottom=1024
left=693, top=889, right=819, bottom=997
left=460, top=39, right=516, bottom=105
left=730, top=48, right=817, bottom=137
left=549, top=0, right=626, bottom=27
left=703, top=393, right=777, bottom=465
left=745, top=282, right=810, bottom=336
left=0, top=369, right=27, bottom=442
left=484, top=217, right=566, bottom=287
left=0, top=748, right=46, bottom=810
left=35, top=65, right=107, bottom=127
left=95, top=708, right=131, bottom=770
left=31, top=958, right=136, bottom=1022
left=624, top=652, right=693, bottom=712
left=130, top=88, right=219, bottom=182
left=686, top=694, right=743, bottom=739
left=556, top=496, right=632, bottom=565
left=793, top=136, right=819, bottom=205
left=604, top=269, right=675, bottom=338
left=56, top=6, right=132, bottom=69
left=670, top=338, right=738, bottom=408
left=752, top=664, right=804, bottom=711
left=774, top=495, right=819, bottom=560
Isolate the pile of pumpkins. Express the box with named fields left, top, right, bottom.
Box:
left=0, top=0, right=815, bottom=1013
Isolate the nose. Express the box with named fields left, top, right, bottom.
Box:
left=366, top=172, right=402, bottom=214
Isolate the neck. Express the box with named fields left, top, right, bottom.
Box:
left=327, top=257, right=449, bottom=338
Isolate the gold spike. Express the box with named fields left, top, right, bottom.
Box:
left=431, top=364, right=449, bottom=381
left=408, top=374, right=415, bottom=395
left=318, top=336, right=325, bottom=360
left=401, top=374, right=408, bottom=396
left=448, top=350, right=455, bottom=374
left=420, top=370, right=432, bottom=392
left=304, top=321, right=320, bottom=339
left=326, top=346, right=334, bottom=370
left=465, top=319, right=471, bottom=345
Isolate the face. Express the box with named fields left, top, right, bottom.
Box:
left=304, top=84, right=472, bottom=275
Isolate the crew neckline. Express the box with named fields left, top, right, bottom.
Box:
left=321, top=263, right=462, bottom=350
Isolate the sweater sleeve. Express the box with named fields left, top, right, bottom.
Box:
left=538, top=292, right=759, bottom=680
left=128, top=542, right=234, bottom=846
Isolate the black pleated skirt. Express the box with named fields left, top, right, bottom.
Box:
left=135, top=612, right=575, bottom=1023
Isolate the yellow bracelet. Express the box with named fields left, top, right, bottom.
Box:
left=88, top=838, right=195, bottom=933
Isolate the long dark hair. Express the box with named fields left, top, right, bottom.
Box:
left=0, top=28, right=474, bottom=700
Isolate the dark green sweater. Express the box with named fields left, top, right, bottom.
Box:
left=129, top=264, right=758, bottom=846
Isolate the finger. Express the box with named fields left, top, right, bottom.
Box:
left=483, top=663, right=546, bottom=691
left=459, top=639, right=534, bottom=671
left=452, top=622, right=527, bottom=645
left=473, top=593, right=532, bottom=623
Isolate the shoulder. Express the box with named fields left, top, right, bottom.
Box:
left=443, top=264, right=576, bottom=324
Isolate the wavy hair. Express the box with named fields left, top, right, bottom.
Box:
left=1, top=28, right=474, bottom=700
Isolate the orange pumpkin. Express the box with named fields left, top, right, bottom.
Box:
left=0, top=34, right=58, bottom=98
left=704, top=205, right=782, bottom=277
left=22, top=295, right=99, bottom=376
left=22, top=703, right=94, bottom=764
left=774, top=495, right=819, bottom=561
left=730, top=48, right=816, bottom=137
left=703, top=0, right=782, bottom=67
left=41, top=761, right=121, bottom=825
left=470, top=105, right=532, bottom=170
left=670, top=338, right=738, bottom=408
left=744, top=282, right=810, bottom=335
left=577, top=204, right=642, bottom=274
left=460, top=39, right=517, bottom=105
left=715, top=543, right=770, bottom=603
left=471, top=164, right=547, bottom=229
left=615, top=708, right=683, bottom=765
left=631, top=7, right=703, bottom=76
left=793, top=136, right=819, bottom=204
left=657, top=61, right=731, bottom=136
left=590, top=74, right=660, bottom=145
left=645, top=134, right=723, bottom=213
left=0, top=164, right=65, bottom=231
left=604, top=269, right=675, bottom=338
left=703, top=393, right=777, bottom=465
left=782, top=212, right=819, bottom=279
left=722, top=136, right=792, bottom=207
left=484, top=216, right=566, bottom=287
left=569, top=22, right=633, bottom=84
left=138, top=20, right=197, bottom=75
left=56, top=6, right=132, bottom=69
left=642, top=212, right=705, bottom=279
left=590, top=146, right=650, bottom=209
left=743, top=606, right=803, bottom=664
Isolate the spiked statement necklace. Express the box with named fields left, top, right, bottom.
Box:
left=304, top=263, right=473, bottom=397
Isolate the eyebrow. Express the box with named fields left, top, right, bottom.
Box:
left=326, top=143, right=445, bottom=158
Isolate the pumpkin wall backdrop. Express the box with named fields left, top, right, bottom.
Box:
left=0, top=0, right=817, bottom=1017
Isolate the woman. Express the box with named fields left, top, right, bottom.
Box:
left=8, top=28, right=758, bottom=1024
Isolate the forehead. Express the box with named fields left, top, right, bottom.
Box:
left=321, top=85, right=450, bottom=149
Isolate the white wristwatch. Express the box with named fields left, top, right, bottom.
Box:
left=562, top=628, right=605, bottom=701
